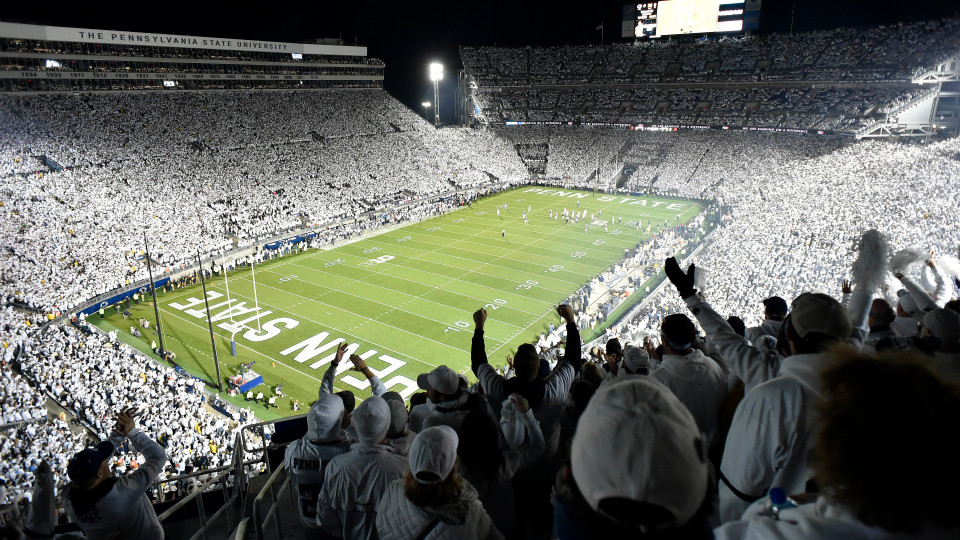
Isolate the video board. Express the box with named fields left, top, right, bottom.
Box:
left=630, top=1, right=746, bottom=38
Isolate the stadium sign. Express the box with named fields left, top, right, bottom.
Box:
left=0, top=22, right=367, bottom=57
left=168, top=291, right=418, bottom=398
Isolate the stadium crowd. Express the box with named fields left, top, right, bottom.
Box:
left=0, top=16, right=959, bottom=538
left=463, top=18, right=960, bottom=133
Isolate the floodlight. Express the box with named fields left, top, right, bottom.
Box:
left=429, top=62, right=443, bottom=81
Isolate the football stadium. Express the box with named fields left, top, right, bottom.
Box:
left=1, top=2, right=960, bottom=538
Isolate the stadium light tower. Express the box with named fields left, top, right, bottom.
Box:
left=422, top=101, right=431, bottom=121
left=429, top=62, right=443, bottom=126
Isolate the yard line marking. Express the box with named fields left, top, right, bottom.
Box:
left=273, top=257, right=542, bottom=320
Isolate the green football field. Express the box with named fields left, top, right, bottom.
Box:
left=94, top=187, right=704, bottom=419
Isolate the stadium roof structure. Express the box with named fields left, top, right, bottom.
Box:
left=0, top=21, right=384, bottom=93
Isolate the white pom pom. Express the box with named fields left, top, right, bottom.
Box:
left=889, top=248, right=927, bottom=274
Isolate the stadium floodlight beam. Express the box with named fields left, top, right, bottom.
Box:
left=422, top=101, right=431, bottom=121
left=429, top=62, right=443, bottom=126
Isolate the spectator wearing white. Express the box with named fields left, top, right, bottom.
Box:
left=649, top=313, right=729, bottom=451
left=316, top=395, right=407, bottom=540
left=63, top=408, right=167, bottom=540
left=601, top=342, right=651, bottom=378
left=283, top=393, right=350, bottom=534
left=716, top=292, right=853, bottom=523
left=892, top=289, right=922, bottom=337
left=862, top=299, right=898, bottom=353
left=893, top=262, right=946, bottom=337
left=418, top=366, right=487, bottom=435
left=381, top=391, right=416, bottom=456
left=715, top=351, right=960, bottom=540
left=376, top=425, right=504, bottom=540
left=552, top=377, right=714, bottom=539
left=745, top=297, right=788, bottom=344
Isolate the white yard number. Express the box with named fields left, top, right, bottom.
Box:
left=443, top=320, right=470, bottom=333
left=546, top=265, right=565, bottom=273
left=610, top=229, right=622, bottom=236
left=358, top=255, right=395, bottom=269
left=363, top=247, right=381, bottom=254
left=516, top=280, right=538, bottom=290
left=427, top=227, right=442, bottom=232
left=593, top=239, right=605, bottom=246
left=278, top=274, right=299, bottom=283
left=452, top=219, right=465, bottom=223
left=485, top=298, right=508, bottom=310
left=571, top=252, right=587, bottom=259
left=397, top=236, right=411, bottom=243
left=324, top=259, right=344, bottom=268
left=475, top=211, right=488, bottom=215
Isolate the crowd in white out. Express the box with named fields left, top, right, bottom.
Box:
left=462, top=17, right=960, bottom=85
left=0, top=90, right=528, bottom=314
left=485, top=85, right=929, bottom=132
left=463, top=17, right=960, bottom=133
left=0, top=21, right=956, bottom=533
left=0, top=313, right=268, bottom=504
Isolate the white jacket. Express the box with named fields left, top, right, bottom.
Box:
left=316, top=443, right=408, bottom=540
left=375, top=478, right=503, bottom=540
left=745, top=319, right=783, bottom=344
left=284, top=438, right=351, bottom=528
left=718, top=353, right=829, bottom=523
left=651, top=348, right=728, bottom=449
left=685, top=295, right=782, bottom=394
left=715, top=496, right=960, bottom=540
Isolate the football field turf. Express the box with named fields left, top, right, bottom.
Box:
left=95, top=187, right=705, bottom=419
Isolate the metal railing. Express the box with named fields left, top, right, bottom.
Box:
left=252, top=462, right=294, bottom=540
left=155, top=432, right=245, bottom=540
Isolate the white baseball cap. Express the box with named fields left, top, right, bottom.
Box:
left=417, top=365, right=459, bottom=395
left=570, top=377, right=709, bottom=529
left=353, top=395, right=391, bottom=445
left=622, top=344, right=650, bottom=373
left=408, top=425, right=458, bottom=484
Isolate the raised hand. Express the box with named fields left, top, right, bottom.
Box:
left=349, top=354, right=368, bottom=373
left=665, top=257, right=696, bottom=298
left=334, top=342, right=349, bottom=365
left=473, top=308, right=487, bottom=329
left=112, top=407, right=139, bottom=437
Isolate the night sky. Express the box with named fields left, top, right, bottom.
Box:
left=3, top=1, right=957, bottom=123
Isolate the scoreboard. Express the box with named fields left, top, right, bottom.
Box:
left=624, top=1, right=756, bottom=39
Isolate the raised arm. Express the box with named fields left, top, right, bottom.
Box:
left=666, top=257, right=779, bottom=391
left=471, top=308, right=489, bottom=376
left=320, top=342, right=349, bottom=397
left=113, top=408, right=167, bottom=492
left=472, top=307, right=508, bottom=400
left=557, top=304, right=582, bottom=374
